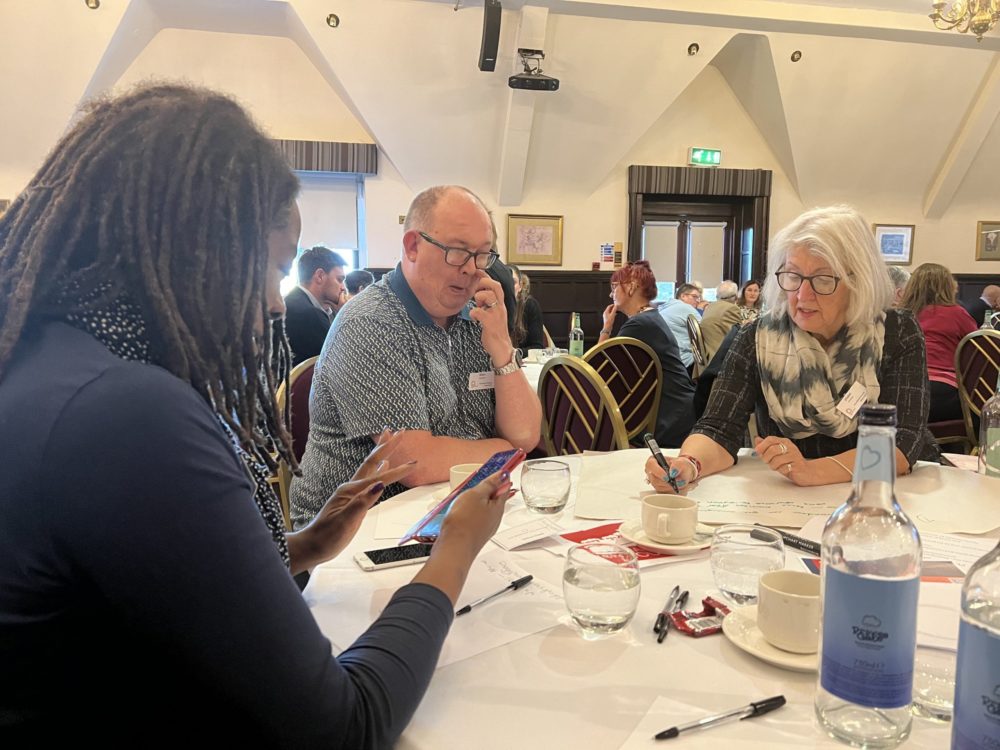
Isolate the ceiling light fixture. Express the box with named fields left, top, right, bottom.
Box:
left=687, top=43, right=700, bottom=56
left=791, top=50, right=802, bottom=62
left=326, top=13, right=340, bottom=28
left=929, top=1, right=1000, bottom=41
left=85, top=0, right=100, bottom=8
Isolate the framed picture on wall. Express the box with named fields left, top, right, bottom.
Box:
left=976, top=221, right=1000, bottom=261
left=872, top=224, right=914, bottom=265
left=506, top=214, right=563, bottom=266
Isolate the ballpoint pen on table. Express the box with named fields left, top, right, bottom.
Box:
left=455, top=575, right=533, bottom=616
left=653, top=585, right=680, bottom=635
left=654, top=695, right=786, bottom=740
left=643, top=433, right=681, bottom=494
left=751, top=524, right=821, bottom=556
left=656, top=589, right=688, bottom=644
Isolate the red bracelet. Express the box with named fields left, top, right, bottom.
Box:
left=677, top=453, right=703, bottom=481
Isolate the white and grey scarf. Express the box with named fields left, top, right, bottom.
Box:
left=755, top=310, right=885, bottom=440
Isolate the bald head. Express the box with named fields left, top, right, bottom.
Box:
left=403, top=185, right=489, bottom=234
left=985, top=285, right=1000, bottom=307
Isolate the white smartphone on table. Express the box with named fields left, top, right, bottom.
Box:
left=353, top=542, right=434, bottom=572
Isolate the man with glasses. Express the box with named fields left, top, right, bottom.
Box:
left=657, top=283, right=702, bottom=372
left=291, top=186, right=541, bottom=527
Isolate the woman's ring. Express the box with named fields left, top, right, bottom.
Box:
left=783, top=463, right=792, bottom=474
left=779, top=443, right=788, bottom=455
left=485, top=301, right=498, bottom=309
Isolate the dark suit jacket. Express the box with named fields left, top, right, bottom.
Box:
left=963, top=296, right=991, bottom=328
left=284, top=286, right=332, bottom=365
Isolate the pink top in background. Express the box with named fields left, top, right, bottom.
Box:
left=916, top=304, right=977, bottom=388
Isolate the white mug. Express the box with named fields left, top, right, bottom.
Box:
left=640, top=495, right=698, bottom=544
left=449, top=464, right=481, bottom=490
left=757, top=570, right=820, bottom=654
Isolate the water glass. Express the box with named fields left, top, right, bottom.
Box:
left=912, top=645, right=956, bottom=722
left=563, top=543, right=641, bottom=639
left=709, top=525, right=785, bottom=605
left=520, top=459, right=571, bottom=514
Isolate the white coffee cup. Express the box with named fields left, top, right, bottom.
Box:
left=640, top=495, right=698, bottom=544
left=756, top=570, right=821, bottom=654
left=449, top=463, right=481, bottom=490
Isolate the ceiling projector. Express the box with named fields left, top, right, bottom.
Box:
left=508, top=72, right=559, bottom=91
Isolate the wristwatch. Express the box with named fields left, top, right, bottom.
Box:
left=492, top=348, right=524, bottom=376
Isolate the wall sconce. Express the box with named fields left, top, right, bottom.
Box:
left=85, top=0, right=100, bottom=8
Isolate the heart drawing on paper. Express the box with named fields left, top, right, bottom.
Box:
left=861, top=446, right=881, bottom=472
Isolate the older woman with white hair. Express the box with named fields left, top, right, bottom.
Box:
left=646, top=205, right=938, bottom=491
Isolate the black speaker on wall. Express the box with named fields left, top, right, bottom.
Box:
left=479, top=0, right=501, bottom=72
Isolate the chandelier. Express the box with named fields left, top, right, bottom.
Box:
left=929, top=1, right=1000, bottom=41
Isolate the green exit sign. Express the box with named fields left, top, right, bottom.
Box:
left=688, top=147, right=721, bottom=166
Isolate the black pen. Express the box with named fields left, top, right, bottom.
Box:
left=752, top=524, right=821, bottom=557
left=455, top=575, right=533, bottom=616
left=654, top=695, right=786, bottom=740
left=653, top=585, right=680, bottom=635
left=657, top=590, right=688, bottom=644
left=643, top=433, right=680, bottom=493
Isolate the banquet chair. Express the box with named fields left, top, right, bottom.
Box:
left=274, top=356, right=318, bottom=530
left=537, top=355, right=629, bottom=455
left=686, top=314, right=708, bottom=378
left=583, top=337, right=661, bottom=446
left=955, top=329, right=1000, bottom=452
left=542, top=326, right=555, bottom=349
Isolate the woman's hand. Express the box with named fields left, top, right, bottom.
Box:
left=643, top=455, right=697, bottom=494
left=289, top=430, right=416, bottom=574
left=602, top=303, right=618, bottom=330
left=754, top=436, right=824, bottom=486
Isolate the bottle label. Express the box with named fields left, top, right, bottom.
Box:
left=953, top=619, right=1000, bottom=749
left=853, top=436, right=895, bottom=484
left=985, top=427, right=1000, bottom=479
left=820, top=567, right=919, bottom=708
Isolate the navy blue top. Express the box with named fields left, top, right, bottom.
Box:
left=0, top=322, right=452, bottom=747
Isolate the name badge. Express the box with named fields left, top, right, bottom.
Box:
left=836, top=382, right=868, bottom=418
left=468, top=371, right=495, bottom=391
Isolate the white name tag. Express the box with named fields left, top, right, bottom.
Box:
left=836, top=382, right=868, bottom=418
left=468, top=371, right=495, bottom=391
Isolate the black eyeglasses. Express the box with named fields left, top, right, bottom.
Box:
left=419, top=231, right=498, bottom=270
left=775, top=270, right=841, bottom=296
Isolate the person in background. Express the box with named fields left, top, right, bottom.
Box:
left=645, top=205, right=938, bottom=493
left=292, top=185, right=541, bottom=526
left=737, top=279, right=763, bottom=323
left=344, top=269, right=375, bottom=300
left=0, top=84, right=512, bottom=747
left=657, top=283, right=702, bottom=371
left=962, top=284, right=1000, bottom=327
left=899, top=263, right=977, bottom=423
left=284, top=245, right=346, bottom=364
left=599, top=261, right=696, bottom=447
left=699, top=279, right=742, bottom=362
left=886, top=265, right=911, bottom=307
left=509, top=264, right=546, bottom=355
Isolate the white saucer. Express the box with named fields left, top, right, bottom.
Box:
left=618, top=520, right=713, bottom=555
left=722, top=605, right=818, bottom=673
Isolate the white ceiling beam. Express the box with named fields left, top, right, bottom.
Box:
left=924, top=53, right=1000, bottom=218
left=497, top=6, right=549, bottom=206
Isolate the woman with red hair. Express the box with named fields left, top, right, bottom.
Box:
left=599, top=261, right=696, bottom=447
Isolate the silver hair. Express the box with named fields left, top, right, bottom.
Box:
left=762, top=205, right=893, bottom=326
left=717, top=280, right=738, bottom=301
left=886, top=265, right=911, bottom=290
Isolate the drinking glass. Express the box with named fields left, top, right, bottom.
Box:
left=710, top=525, right=785, bottom=605
left=912, top=645, right=956, bottom=722
left=563, top=543, right=641, bottom=639
left=520, top=459, right=571, bottom=514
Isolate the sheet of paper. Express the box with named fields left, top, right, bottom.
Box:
left=556, top=522, right=707, bottom=568
left=305, top=550, right=563, bottom=669
left=491, top=518, right=563, bottom=550
left=941, top=453, right=980, bottom=472
left=574, top=448, right=650, bottom=519
left=697, top=496, right=840, bottom=529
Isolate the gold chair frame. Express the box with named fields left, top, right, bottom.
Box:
left=583, top=336, right=662, bottom=445
left=273, top=355, right=318, bottom=530
left=537, top=354, right=629, bottom=455
left=686, top=313, right=708, bottom=378
left=955, top=329, right=1000, bottom=452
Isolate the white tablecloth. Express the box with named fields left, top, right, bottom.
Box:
left=305, top=452, right=999, bottom=749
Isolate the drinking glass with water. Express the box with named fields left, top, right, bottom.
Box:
left=563, top=543, right=640, bottom=639
left=521, top=459, right=571, bottom=514
left=710, top=525, right=784, bottom=605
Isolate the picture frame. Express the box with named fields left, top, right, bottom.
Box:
left=976, top=221, right=1000, bottom=261
left=872, top=224, right=914, bottom=266
left=506, top=214, right=563, bottom=266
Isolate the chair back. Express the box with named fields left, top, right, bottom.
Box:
left=542, top=325, right=555, bottom=348
left=955, top=329, right=1000, bottom=448
left=537, top=355, right=629, bottom=455
left=274, top=356, right=318, bottom=529
left=686, top=314, right=708, bottom=375
left=583, top=337, right=662, bottom=444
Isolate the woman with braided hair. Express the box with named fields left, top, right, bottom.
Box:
left=0, top=84, right=510, bottom=746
